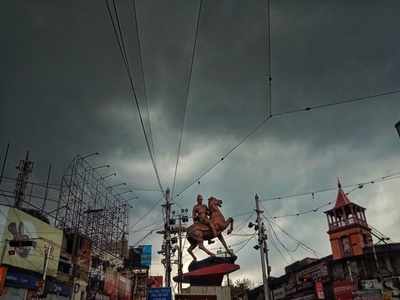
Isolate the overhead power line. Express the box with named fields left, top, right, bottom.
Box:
left=174, top=88, right=400, bottom=201
left=271, top=89, right=400, bottom=118
left=272, top=202, right=332, bottom=219
left=266, top=220, right=293, bottom=265
left=262, top=171, right=400, bottom=203
left=265, top=0, right=272, bottom=117
left=130, top=0, right=156, bottom=160
left=172, top=0, right=204, bottom=199
left=263, top=214, right=319, bottom=257
left=128, top=198, right=163, bottom=231
left=105, top=0, right=164, bottom=194
left=175, top=116, right=272, bottom=199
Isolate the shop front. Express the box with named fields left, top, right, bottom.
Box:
left=0, top=267, right=41, bottom=300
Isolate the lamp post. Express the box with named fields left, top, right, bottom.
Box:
left=101, top=172, right=117, bottom=180
left=395, top=121, right=400, bottom=137
left=106, top=183, right=127, bottom=190
left=90, top=164, right=110, bottom=171
left=115, top=190, right=133, bottom=197
left=79, top=152, right=99, bottom=160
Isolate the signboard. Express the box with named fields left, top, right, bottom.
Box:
left=315, top=281, right=325, bottom=299
left=141, top=245, right=152, bottom=268
left=148, top=287, right=172, bottom=300
left=104, top=270, right=118, bottom=299
left=0, top=266, right=7, bottom=295
left=45, top=278, right=72, bottom=297
left=273, top=286, right=286, bottom=300
left=148, top=276, right=163, bottom=288
left=361, top=279, right=382, bottom=291
left=334, top=280, right=353, bottom=300
left=298, top=261, right=329, bottom=284
left=5, top=267, right=41, bottom=289
left=0, top=205, right=63, bottom=276
left=76, top=236, right=92, bottom=280
left=118, top=275, right=131, bottom=300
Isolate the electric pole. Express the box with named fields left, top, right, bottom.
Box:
left=171, top=208, right=188, bottom=294
left=255, top=194, right=270, bottom=300
left=217, top=246, right=233, bottom=286
left=162, top=188, right=172, bottom=287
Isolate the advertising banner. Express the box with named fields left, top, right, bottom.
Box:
left=46, top=278, right=72, bottom=297
left=104, top=270, right=118, bottom=300
left=315, top=281, right=325, bottom=299
left=140, top=245, right=152, bottom=268
left=0, top=205, right=63, bottom=276
left=0, top=266, right=7, bottom=295
left=118, top=275, right=131, bottom=300
left=5, top=267, right=41, bottom=289
left=148, top=276, right=163, bottom=288
left=334, top=280, right=354, bottom=300
left=148, top=287, right=172, bottom=300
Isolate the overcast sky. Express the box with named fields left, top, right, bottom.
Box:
left=1, top=0, right=400, bottom=288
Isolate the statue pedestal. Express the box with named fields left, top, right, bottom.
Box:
left=173, top=256, right=240, bottom=286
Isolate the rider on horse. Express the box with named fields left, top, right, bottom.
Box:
left=192, top=194, right=218, bottom=242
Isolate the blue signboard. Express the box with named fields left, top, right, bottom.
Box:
left=5, top=268, right=40, bottom=289
left=148, top=287, right=172, bottom=300
left=46, top=278, right=72, bottom=297
left=140, top=245, right=152, bottom=268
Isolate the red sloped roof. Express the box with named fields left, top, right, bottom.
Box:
left=335, top=179, right=351, bottom=208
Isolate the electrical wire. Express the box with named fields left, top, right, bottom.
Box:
left=272, top=89, right=400, bottom=118
left=272, top=201, right=332, bottom=219
left=175, top=89, right=400, bottom=201
left=267, top=222, right=292, bottom=265
left=262, top=170, right=400, bottom=203
left=171, top=0, right=204, bottom=199
left=263, top=214, right=319, bottom=257
left=265, top=0, right=272, bottom=117
left=235, top=235, right=256, bottom=254
left=128, top=199, right=163, bottom=231
left=105, top=0, right=164, bottom=194
left=175, top=115, right=273, bottom=200
left=129, top=0, right=156, bottom=159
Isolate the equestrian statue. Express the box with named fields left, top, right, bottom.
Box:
left=186, top=194, right=235, bottom=261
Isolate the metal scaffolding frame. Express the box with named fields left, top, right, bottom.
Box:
left=55, top=155, right=129, bottom=257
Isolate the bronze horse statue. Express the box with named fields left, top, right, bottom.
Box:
left=186, top=197, right=234, bottom=261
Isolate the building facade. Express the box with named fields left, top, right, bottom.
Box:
left=250, top=181, right=400, bottom=300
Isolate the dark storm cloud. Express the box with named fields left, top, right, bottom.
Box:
left=1, top=0, right=400, bottom=281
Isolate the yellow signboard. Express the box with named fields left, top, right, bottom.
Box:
left=0, top=205, right=63, bottom=276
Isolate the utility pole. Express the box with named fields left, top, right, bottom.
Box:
left=177, top=211, right=183, bottom=293
left=217, top=247, right=233, bottom=286
left=163, top=188, right=172, bottom=288
left=255, top=194, right=270, bottom=300
left=171, top=208, right=188, bottom=294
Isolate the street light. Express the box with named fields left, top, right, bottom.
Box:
left=79, top=152, right=99, bottom=160
left=90, top=164, right=110, bottom=171
left=115, top=190, right=133, bottom=197
left=106, top=182, right=127, bottom=190
left=101, top=172, right=117, bottom=180
left=395, top=121, right=400, bottom=138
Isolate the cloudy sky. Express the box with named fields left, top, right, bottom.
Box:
left=1, top=0, right=400, bottom=288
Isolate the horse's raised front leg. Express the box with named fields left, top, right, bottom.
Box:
left=218, top=234, right=235, bottom=257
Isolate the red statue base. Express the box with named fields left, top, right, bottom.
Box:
left=173, top=256, right=239, bottom=286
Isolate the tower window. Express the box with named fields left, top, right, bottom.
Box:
left=341, top=236, right=352, bottom=257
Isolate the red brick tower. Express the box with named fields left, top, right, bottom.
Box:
left=324, top=180, right=373, bottom=260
